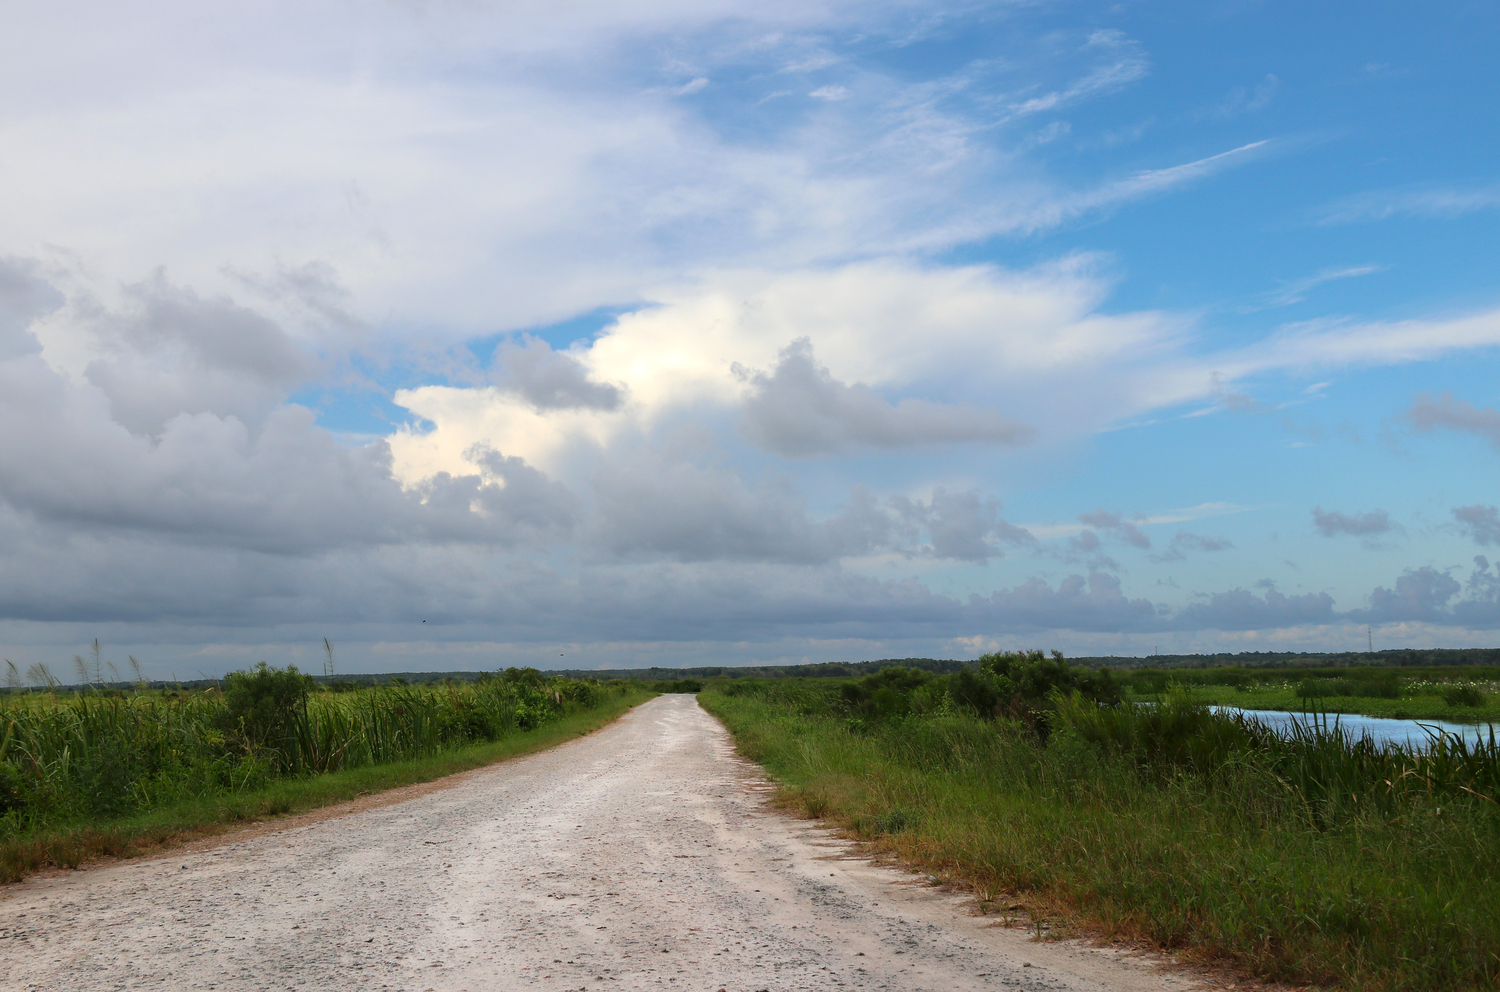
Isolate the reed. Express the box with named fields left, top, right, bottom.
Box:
left=0, top=667, right=635, bottom=863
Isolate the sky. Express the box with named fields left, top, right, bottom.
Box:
left=3, top=0, right=1500, bottom=679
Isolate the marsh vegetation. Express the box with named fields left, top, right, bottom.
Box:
left=0, top=664, right=645, bottom=880
left=701, top=652, right=1500, bottom=991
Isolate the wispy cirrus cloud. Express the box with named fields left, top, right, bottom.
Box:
left=1316, top=184, right=1500, bottom=225
left=1257, top=264, right=1385, bottom=308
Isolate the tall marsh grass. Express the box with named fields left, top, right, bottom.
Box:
left=702, top=671, right=1500, bottom=991
left=0, top=668, right=625, bottom=839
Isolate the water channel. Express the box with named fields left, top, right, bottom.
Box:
left=1213, top=706, right=1498, bottom=748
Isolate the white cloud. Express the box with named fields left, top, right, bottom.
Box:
left=1209, top=74, right=1279, bottom=119
left=3, top=2, right=1499, bottom=665
left=385, top=257, right=1186, bottom=483
left=1260, top=264, right=1384, bottom=308
left=0, top=6, right=1259, bottom=346
left=1317, top=184, right=1500, bottom=225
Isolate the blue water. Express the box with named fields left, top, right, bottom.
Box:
left=1212, top=707, right=1498, bottom=749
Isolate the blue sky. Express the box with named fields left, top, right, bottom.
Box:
left=1, top=0, right=1499, bottom=677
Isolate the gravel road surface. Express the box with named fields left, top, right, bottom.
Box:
left=1, top=694, right=1199, bottom=992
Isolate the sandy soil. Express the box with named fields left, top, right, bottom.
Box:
left=0, top=694, right=1209, bottom=992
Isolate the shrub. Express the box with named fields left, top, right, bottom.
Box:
left=217, top=662, right=314, bottom=753
left=950, top=651, right=1123, bottom=738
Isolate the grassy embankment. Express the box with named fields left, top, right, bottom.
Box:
left=0, top=667, right=651, bottom=882
left=701, top=657, right=1500, bottom=992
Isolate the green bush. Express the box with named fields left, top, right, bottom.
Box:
left=648, top=678, right=703, bottom=693
left=950, top=651, right=1122, bottom=738
left=217, top=663, right=314, bottom=755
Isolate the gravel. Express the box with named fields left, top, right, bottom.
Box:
left=0, top=694, right=1194, bottom=991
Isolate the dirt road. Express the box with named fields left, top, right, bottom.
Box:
left=1, top=694, right=1196, bottom=991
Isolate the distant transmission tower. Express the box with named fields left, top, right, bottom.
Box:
left=1367, top=626, right=1373, bottom=653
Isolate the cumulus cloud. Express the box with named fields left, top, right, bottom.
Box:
left=1176, top=588, right=1335, bottom=630
left=1078, top=509, right=1151, bottom=548
left=586, top=444, right=1030, bottom=565
left=734, top=338, right=1033, bottom=457
left=1069, top=530, right=1102, bottom=553
left=0, top=289, right=575, bottom=560
left=494, top=337, right=623, bottom=412
left=891, top=489, right=1035, bottom=562
left=388, top=259, right=1183, bottom=485
left=587, top=451, right=839, bottom=564
left=6, top=5, right=1500, bottom=665
left=0, top=257, right=59, bottom=360
left=968, top=571, right=1159, bottom=632
left=1312, top=506, right=1392, bottom=537
left=1454, top=505, right=1500, bottom=545
left=1405, top=391, right=1500, bottom=450
left=1355, top=567, right=1461, bottom=623
left=1149, top=529, right=1233, bottom=563
left=81, top=272, right=318, bottom=436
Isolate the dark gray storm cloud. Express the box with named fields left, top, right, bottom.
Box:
left=735, top=338, right=1033, bottom=457
left=1312, top=506, right=1392, bottom=537
left=495, top=336, right=623, bottom=411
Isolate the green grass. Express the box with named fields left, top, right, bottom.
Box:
left=701, top=677, right=1500, bottom=992
left=1, top=683, right=651, bottom=882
